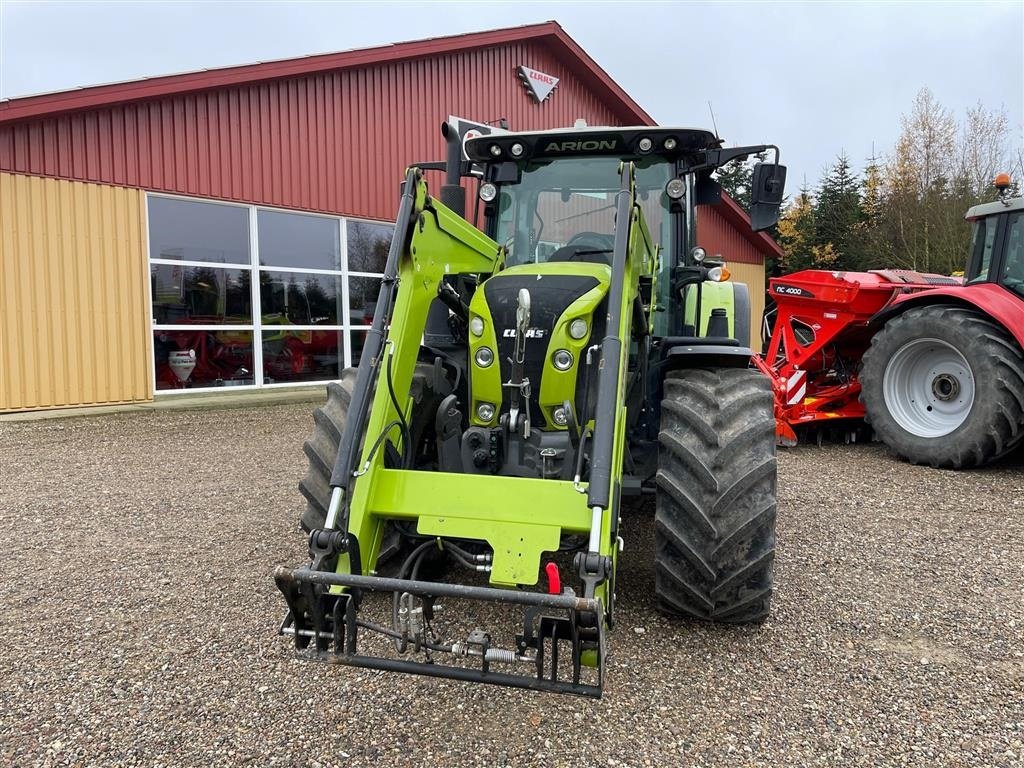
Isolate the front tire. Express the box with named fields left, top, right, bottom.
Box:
left=298, top=365, right=445, bottom=570
left=860, top=306, right=1024, bottom=469
left=655, top=368, right=777, bottom=623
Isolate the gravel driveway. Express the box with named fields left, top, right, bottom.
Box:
left=1, top=403, right=1022, bottom=767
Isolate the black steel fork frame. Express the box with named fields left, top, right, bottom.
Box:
left=273, top=566, right=604, bottom=698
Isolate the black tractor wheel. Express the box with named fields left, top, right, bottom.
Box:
left=654, top=368, right=777, bottom=623
left=298, top=365, right=446, bottom=563
left=860, top=306, right=1024, bottom=469
left=298, top=368, right=357, bottom=533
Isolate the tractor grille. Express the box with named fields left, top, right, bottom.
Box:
left=483, top=273, right=600, bottom=428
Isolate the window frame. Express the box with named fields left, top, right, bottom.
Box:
left=966, top=214, right=1001, bottom=284
left=146, top=192, right=392, bottom=394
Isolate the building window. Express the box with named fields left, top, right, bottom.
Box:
left=149, top=198, right=255, bottom=390
left=346, top=220, right=391, bottom=273
left=345, top=220, right=390, bottom=369
left=258, top=209, right=343, bottom=271
left=147, top=194, right=394, bottom=392
left=256, top=209, right=345, bottom=384
left=148, top=196, right=250, bottom=265
left=151, top=265, right=252, bottom=324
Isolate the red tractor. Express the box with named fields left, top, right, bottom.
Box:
left=755, top=175, right=1024, bottom=468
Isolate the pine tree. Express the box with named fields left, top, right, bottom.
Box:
left=850, top=152, right=892, bottom=270
left=861, top=153, right=884, bottom=223
left=714, top=158, right=754, bottom=211
left=812, top=152, right=863, bottom=269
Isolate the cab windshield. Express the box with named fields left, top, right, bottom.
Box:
left=495, top=157, right=672, bottom=267
left=1003, top=212, right=1024, bottom=297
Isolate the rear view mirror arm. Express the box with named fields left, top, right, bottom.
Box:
left=685, top=144, right=780, bottom=175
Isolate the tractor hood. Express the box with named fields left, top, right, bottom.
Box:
left=467, top=262, right=610, bottom=429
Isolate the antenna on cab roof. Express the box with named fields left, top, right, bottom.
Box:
left=707, top=101, right=719, bottom=139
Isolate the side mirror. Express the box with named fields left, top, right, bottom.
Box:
left=749, top=163, right=787, bottom=232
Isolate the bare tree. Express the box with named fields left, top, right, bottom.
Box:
left=956, top=102, right=1012, bottom=198
left=881, top=88, right=985, bottom=274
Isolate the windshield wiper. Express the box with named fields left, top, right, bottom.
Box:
left=554, top=203, right=616, bottom=224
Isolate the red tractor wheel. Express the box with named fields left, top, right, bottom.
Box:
left=861, top=306, right=1024, bottom=468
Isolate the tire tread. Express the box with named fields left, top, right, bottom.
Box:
left=654, top=368, right=777, bottom=624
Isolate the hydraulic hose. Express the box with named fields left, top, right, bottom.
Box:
left=385, top=344, right=412, bottom=469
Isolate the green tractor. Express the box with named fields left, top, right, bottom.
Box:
left=274, top=123, right=787, bottom=696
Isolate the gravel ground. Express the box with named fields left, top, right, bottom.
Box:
left=1, top=403, right=1022, bottom=767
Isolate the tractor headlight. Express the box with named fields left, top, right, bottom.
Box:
left=510, top=142, right=525, bottom=157
left=476, top=402, right=496, bottom=422
left=489, top=143, right=502, bottom=157
left=707, top=265, right=730, bottom=282
left=551, top=406, right=568, bottom=426
left=474, top=346, right=494, bottom=367
left=638, top=137, right=653, bottom=153
left=568, top=318, right=589, bottom=340
left=663, top=137, right=678, bottom=151
left=665, top=178, right=685, bottom=200
left=552, top=349, right=574, bottom=371
left=479, top=182, right=498, bottom=202
left=691, top=246, right=707, bottom=263
left=469, top=316, right=484, bottom=337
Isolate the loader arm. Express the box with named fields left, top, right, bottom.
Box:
left=347, top=163, right=651, bottom=589
left=340, top=170, right=501, bottom=576
left=329, top=168, right=500, bottom=500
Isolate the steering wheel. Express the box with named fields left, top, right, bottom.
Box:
left=565, top=231, right=614, bottom=252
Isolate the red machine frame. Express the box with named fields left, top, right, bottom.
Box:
left=752, top=269, right=961, bottom=444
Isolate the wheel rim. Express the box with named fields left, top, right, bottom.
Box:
left=882, top=337, right=975, bottom=438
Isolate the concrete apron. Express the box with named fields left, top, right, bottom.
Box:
left=0, top=386, right=325, bottom=422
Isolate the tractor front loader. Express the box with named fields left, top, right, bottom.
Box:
left=274, top=124, right=787, bottom=696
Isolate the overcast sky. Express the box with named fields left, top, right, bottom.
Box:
left=1, top=1, right=1021, bottom=188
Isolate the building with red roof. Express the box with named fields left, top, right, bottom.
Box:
left=0, top=21, right=780, bottom=412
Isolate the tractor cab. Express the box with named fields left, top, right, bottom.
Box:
left=465, top=127, right=785, bottom=337
left=965, top=174, right=1024, bottom=299
left=449, top=127, right=785, bottom=474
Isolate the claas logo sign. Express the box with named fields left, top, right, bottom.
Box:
left=517, top=66, right=559, bottom=103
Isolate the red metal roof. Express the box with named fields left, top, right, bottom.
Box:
left=0, top=21, right=652, bottom=126
left=0, top=37, right=636, bottom=221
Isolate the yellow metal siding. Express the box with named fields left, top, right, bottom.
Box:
left=0, top=172, right=151, bottom=411
left=727, top=261, right=767, bottom=349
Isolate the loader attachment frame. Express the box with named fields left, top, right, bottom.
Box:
left=274, top=566, right=604, bottom=697
left=275, top=164, right=651, bottom=697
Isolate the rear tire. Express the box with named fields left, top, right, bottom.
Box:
left=655, top=368, right=777, bottom=623
left=860, top=306, right=1024, bottom=469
